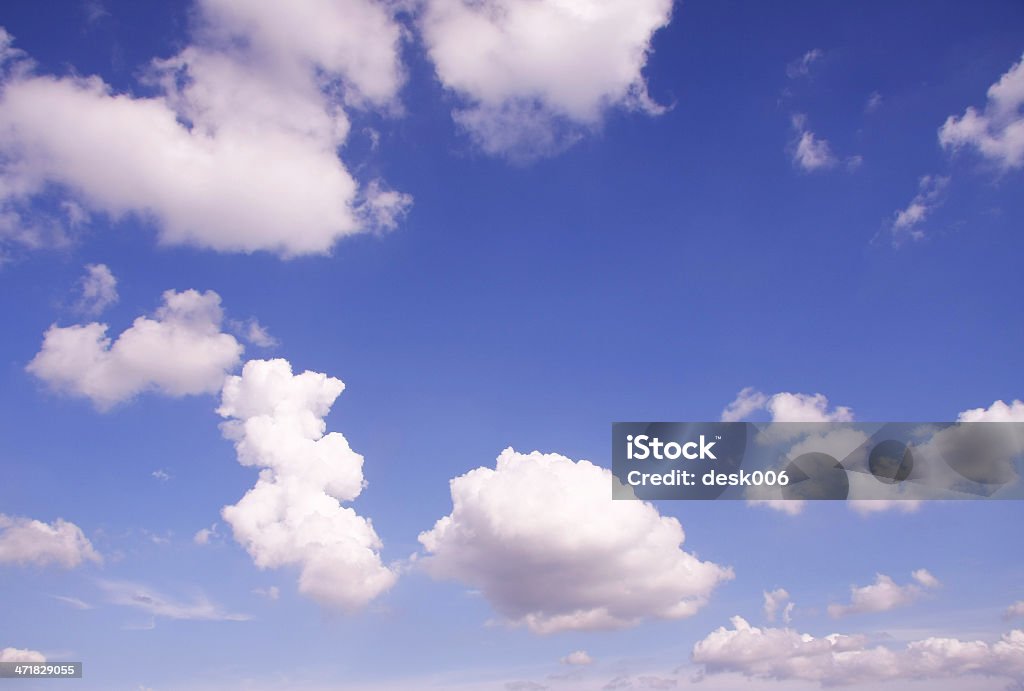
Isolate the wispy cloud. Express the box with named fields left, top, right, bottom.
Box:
left=99, top=580, right=250, bottom=622
left=786, top=48, right=823, bottom=79
left=51, top=594, right=93, bottom=610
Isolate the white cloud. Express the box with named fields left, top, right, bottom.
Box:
left=847, top=499, right=922, bottom=516
left=27, top=289, right=243, bottom=409
left=356, top=179, right=414, bottom=231
left=827, top=570, right=940, bottom=618
left=100, top=579, right=249, bottom=621
left=193, top=523, right=218, bottom=546
left=692, top=616, right=1024, bottom=686
left=0, top=0, right=409, bottom=257
left=790, top=114, right=837, bottom=172
left=419, top=0, right=673, bottom=159
left=244, top=320, right=277, bottom=349
left=218, top=358, right=396, bottom=611
left=1006, top=602, right=1024, bottom=620
left=151, top=469, right=171, bottom=482
left=51, top=594, right=93, bottom=610
left=940, top=53, right=1024, bottom=169
left=763, top=588, right=793, bottom=624
left=865, top=91, right=883, bottom=113
left=561, top=650, right=593, bottom=666
left=76, top=263, right=118, bottom=315
left=418, top=447, right=733, bottom=634
left=765, top=392, right=854, bottom=423
left=720, top=387, right=768, bottom=422
left=0, top=514, right=101, bottom=568
left=890, top=175, right=949, bottom=244
left=912, top=568, right=941, bottom=589
left=957, top=399, right=1024, bottom=422
left=252, top=585, right=280, bottom=601
left=0, top=648, right=46, bottom=663
left=786, top=49, right=823, bottom=79
left=721, top=388, right=853, bottom=424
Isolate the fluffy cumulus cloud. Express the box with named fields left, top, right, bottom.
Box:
left=419, top=0, right=673, bottom=159
left=0, top=648, right=46, bottom=663
left=827, top=570, right=940, bottom=618
left=75, top=263, right=118, bottom=315
left=418, top=448, right=733, bottom=634
left=27, top=289, right=243, bottom=409
left=1006, top=601, right=1024, bottom=619
left=692, top=616, right=1024, bottom=686
left=940, top=53, right=1024, bottom=169
left=218, top=358, right=396, bottom=610
left=721, top=387, right=853, bottom=423
left=958, top=399, right=1024, bottom=422
left=0, top=0, right=409, bottom=256
left=0, top=514, right=101, bottom=568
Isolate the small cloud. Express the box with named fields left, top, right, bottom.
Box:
left=51, top=594, right=94, bottom=610
left=193, top=523, right=218, bottom=546
left=75, top=263, right=118, bottom=315
left=763, top=588, right=794, bottom=623
left=1005, top=600, right=1024, bottom=619
left=786, top=49, right=823, bottom=79
left=889, top=175, right=950, bottom=245
left=793, top=129, right=837, bottom=171
left=911, top=569, right=941, bottom=590
left=560, top=650, right=593, bottom=666
left=100, top=579, right=250, bottom=621
left=252, top=586, right=280, bottom=601
left=865, top=91, right=883, bottom=113
left=244, top=320, right=277, bottom=348
left=151, top=469, right=170, bottom=482
left=356, top=179, right=413, bottom=232
left=828, top=570, right=940, bottom=618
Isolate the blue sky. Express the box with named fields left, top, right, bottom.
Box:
left=1, top=1, right=1023, bottom=689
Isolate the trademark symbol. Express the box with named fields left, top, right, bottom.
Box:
left=715, top=435, right=722, bottom=441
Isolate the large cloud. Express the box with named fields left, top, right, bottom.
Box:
left=418, top=448, right=733, bottom=634
left=940, top=53, right=1024, bottom=169
left=692, top=616, right=1024, bottom=686
left=27, top=289, right=243, bottom=409
left=0, top=0, right=410, bottom=256
left=827, top=570, right=940, bottom=618
left=419, top=0, right=673, bottom=159
left=218, top=358, right=396, bottom=611
left=0, top=514, right=101, bottom=568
